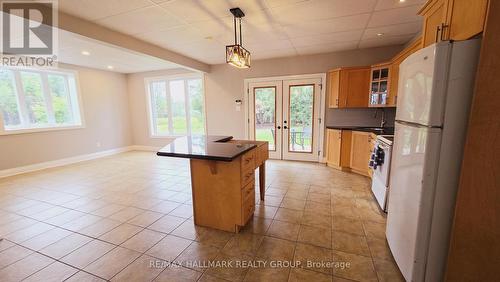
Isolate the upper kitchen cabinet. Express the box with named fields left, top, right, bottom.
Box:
left=388, top=37, right=422, bottom=107
left=327, top=67, right=371, bottom=108
left=419, top=0, right=489, bottom=47
left=369, top=62, right=391, bottom=107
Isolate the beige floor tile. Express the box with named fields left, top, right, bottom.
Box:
left=0, top=238, right=15, bottom=251
left=79, top=217, right=122, bottom=237
left=147, top=235, right=192, bottom=261
left=176, top=242, right=221, bottom=271
left=284, top=189, right=308, bottom=200
left=61, top=214, right=102, bottom=232
left=297, top=225, right=332, bottom=249
left=29, top=206, right=69, bottom=221
left=24, top=261, right=78, bottom=282
left=266, top=220, right=300, bottom=241
left=255, top=236, right=295, bottom=260
left=127, top=210, right=164, bottom=228
left=307, top=192, right=332, bottom=205
left=373, top=258, right=405, bottom=282
left=91, top=204, right=126, bottom=217
left=0, top=244, right=34, bottom=269
left=222, top=233, right=264, bottom=257
left=261, top=195, right=283, bottom=207
left=205, top=252, right=252, bottom=282
left=280, top=198, right=306, bottom=210
left=254, top=205, right=278, bottom=219
left=109, top=206, right=145, bottom=222
left=240, top=217, right=272, bottom=235
left=155, top=265, right=202, bottom=282
left=44, top=210, right=86, bottom=226
left=274, top=208, right=303, bottom=224
left=61, top=239, right=115, bottom=269
left=289, top=268, right=332, bottom=282
left=112, top=254, right=164, bottom=281
left=294, top=243, right=333, bottom=274
left=331, top=250, right=377, bottom=281
left=243, top=266, right=290, bottom=282
left=40, top=232, right=93, bottom=259
left=149, top=200, right=182, bottom=214
left=4, top=222, right=54, bottom=243
left=332, top=231, right=370, bottom=256
left=148, top=215, right=186, bottom=234
left=66, top=271, right=106, bottom=282
left=332, top=216, right=365, bottom=236
left=171, top=219, right=207, bottom=240
left=0, top=252, right=54, bottom=282
left=169, top=204, right=194, bottom=218
left=196, top=228, right=234, bottom=248
left=363, top=220, right=386, bottom=239
left=366, top=237, right=393, bottom=260
left=21, top=227, right=72, bottom=251
left=300, top=211, right=332, bottom=228
left=304, top=201, right=331, bottom=216
left=84, top=246, right=141, bottom=280
left=121, top=228, right=166, bottom=252
left=99, top=223, right=143, bottom=245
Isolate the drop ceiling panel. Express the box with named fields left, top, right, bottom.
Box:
left=56, top=0, right=427, bottom=65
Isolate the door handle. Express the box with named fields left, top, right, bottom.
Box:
left=435, top=25, right=441, bottom=43
left=277, top=126, right=281, bottom=129
left=440, top=23, right=449, bottom=41
left=284, top=126, right=288, bottom=129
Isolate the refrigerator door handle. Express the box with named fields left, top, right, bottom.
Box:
left=396, top=120, right=443, bottom=129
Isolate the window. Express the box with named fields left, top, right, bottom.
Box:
left=147, top=75, right=205, bottom=137
left=0, top=68, right=83, bottom=134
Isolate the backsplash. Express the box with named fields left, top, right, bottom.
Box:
left=325, top=108, right=396, bottom=127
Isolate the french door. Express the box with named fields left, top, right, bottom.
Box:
left=248, top=77, right=322, bottom=161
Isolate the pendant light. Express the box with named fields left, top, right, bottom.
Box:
left=226, top=8, right=251, bottom=68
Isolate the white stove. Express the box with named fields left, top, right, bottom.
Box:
left=370, top=135, right=393, bottom=212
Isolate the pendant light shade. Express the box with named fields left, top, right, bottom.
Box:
left=226, top=8, right=251, bottom=68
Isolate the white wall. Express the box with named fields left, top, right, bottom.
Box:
left=0, top=64, right=132, bottom=170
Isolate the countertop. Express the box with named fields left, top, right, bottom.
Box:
left=326, top=126, right=395, bottom=135
left=157, top=135, right=257, bottom=162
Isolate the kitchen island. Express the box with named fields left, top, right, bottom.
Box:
left=157, top=136, right=268, bottom=232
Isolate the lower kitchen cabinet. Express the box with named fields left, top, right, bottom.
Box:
left=349, top=131, right=372, bottom=177
left=326, top=129, right=351, bottom=169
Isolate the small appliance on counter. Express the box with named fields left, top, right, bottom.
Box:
left=369, top=135, right=393, bottom=212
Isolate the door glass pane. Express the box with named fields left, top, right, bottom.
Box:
left=0, top=69, right=21, bottom=128
left=20, top=72, right=48, bottom=125
left=169, top=80, right=187, bottom=135
left=289, top=85, right=313, bottom=153
left=254, top=87, right=276, bottom=151
left=150, top=81, right=168, bottom=135
left=187, top=79, right=205, bottom=135
left=48, top=74, right=74, bottom=124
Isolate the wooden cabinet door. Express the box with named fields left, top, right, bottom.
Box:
left=350, top=131, right=371, bottom=176
left=327, top=70, right=340, bottom=108
left=326, top=129, right=341, bottom=167
left=445, top=0, right=488, bottom=40
left=340, top=68, right=370, bottom=108
left=420, top=0, right=447, bottom=47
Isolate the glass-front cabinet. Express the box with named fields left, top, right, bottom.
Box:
left=369, top=63, right=391, bottom=107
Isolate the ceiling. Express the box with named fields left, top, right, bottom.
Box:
left=57, top=30, right=181, bottom=73
left=58, top=0, right=426, bottom=65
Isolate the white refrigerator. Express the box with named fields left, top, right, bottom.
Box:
left=386, top=39, right=481, bottom=282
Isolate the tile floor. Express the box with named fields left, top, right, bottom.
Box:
left=0, top=151, right=404, bottom=282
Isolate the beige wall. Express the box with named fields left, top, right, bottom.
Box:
left=204, top=45, right=403, bottom=139
left=0, top=64, right=132, bottom=170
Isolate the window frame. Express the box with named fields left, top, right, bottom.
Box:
left=0, top=67, right=85, bottom=135
left=145, top=73, right=206, bottom=138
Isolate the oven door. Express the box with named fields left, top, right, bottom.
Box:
left=371, top=142, right=392, bottom=211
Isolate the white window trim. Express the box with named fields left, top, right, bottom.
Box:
left=144, top=73, right=206, bottom=138
left=0, top=67, right=86, bottom=136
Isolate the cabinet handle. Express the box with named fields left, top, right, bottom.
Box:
left=335, top=98, right=339, bottom=106
left=440, top=23, right=449, bottom=41
left=435, top=25, right=441, bottom=43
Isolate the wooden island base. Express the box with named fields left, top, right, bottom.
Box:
left=190, top=141, right=268, bottom=233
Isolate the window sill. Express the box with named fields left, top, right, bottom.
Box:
left=0, top=125, right=85, bottom=136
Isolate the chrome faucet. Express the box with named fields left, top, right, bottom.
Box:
left=374, top=108, right=386, bottom=128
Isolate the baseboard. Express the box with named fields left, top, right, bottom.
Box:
left=0, top=145, right=165, bottom=179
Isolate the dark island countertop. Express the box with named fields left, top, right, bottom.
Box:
left=157, top=135, right=257, bottom=162
left=326, top=126, right=395, bottom=135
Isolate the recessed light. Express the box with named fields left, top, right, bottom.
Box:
left=377, top=33, right=384, bottom=37
left=399, top=0, right=406, bottom=2
left=81, top=51, right=90, bottom=56
left=107, top=65, right=114, bottom=70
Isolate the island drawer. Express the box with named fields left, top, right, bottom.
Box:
left=241, top=150, right=255, bottom=172
left=241, top=168, right=255, bottom=187
left=242, top=193, right=255, bottom=224
left=242, top=181, right=255, bottom=202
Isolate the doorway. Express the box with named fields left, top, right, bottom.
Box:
left=246, top=75, right=325, bottom=162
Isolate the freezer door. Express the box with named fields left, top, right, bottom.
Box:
left=386, top=122, right=442, bottom=282
left=396, top=42, right=451, bottom=127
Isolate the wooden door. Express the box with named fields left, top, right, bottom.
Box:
left=420, top=0, right=447, bottom=47
left=326, top=129, right=341, bottom=167
left=350, top=131, right=370, bottom=176
left=341, top=68, right=370, bottom=108
left=445, top=0, right=488, bottom=40
left=327, top=70, right=340, bottom=108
